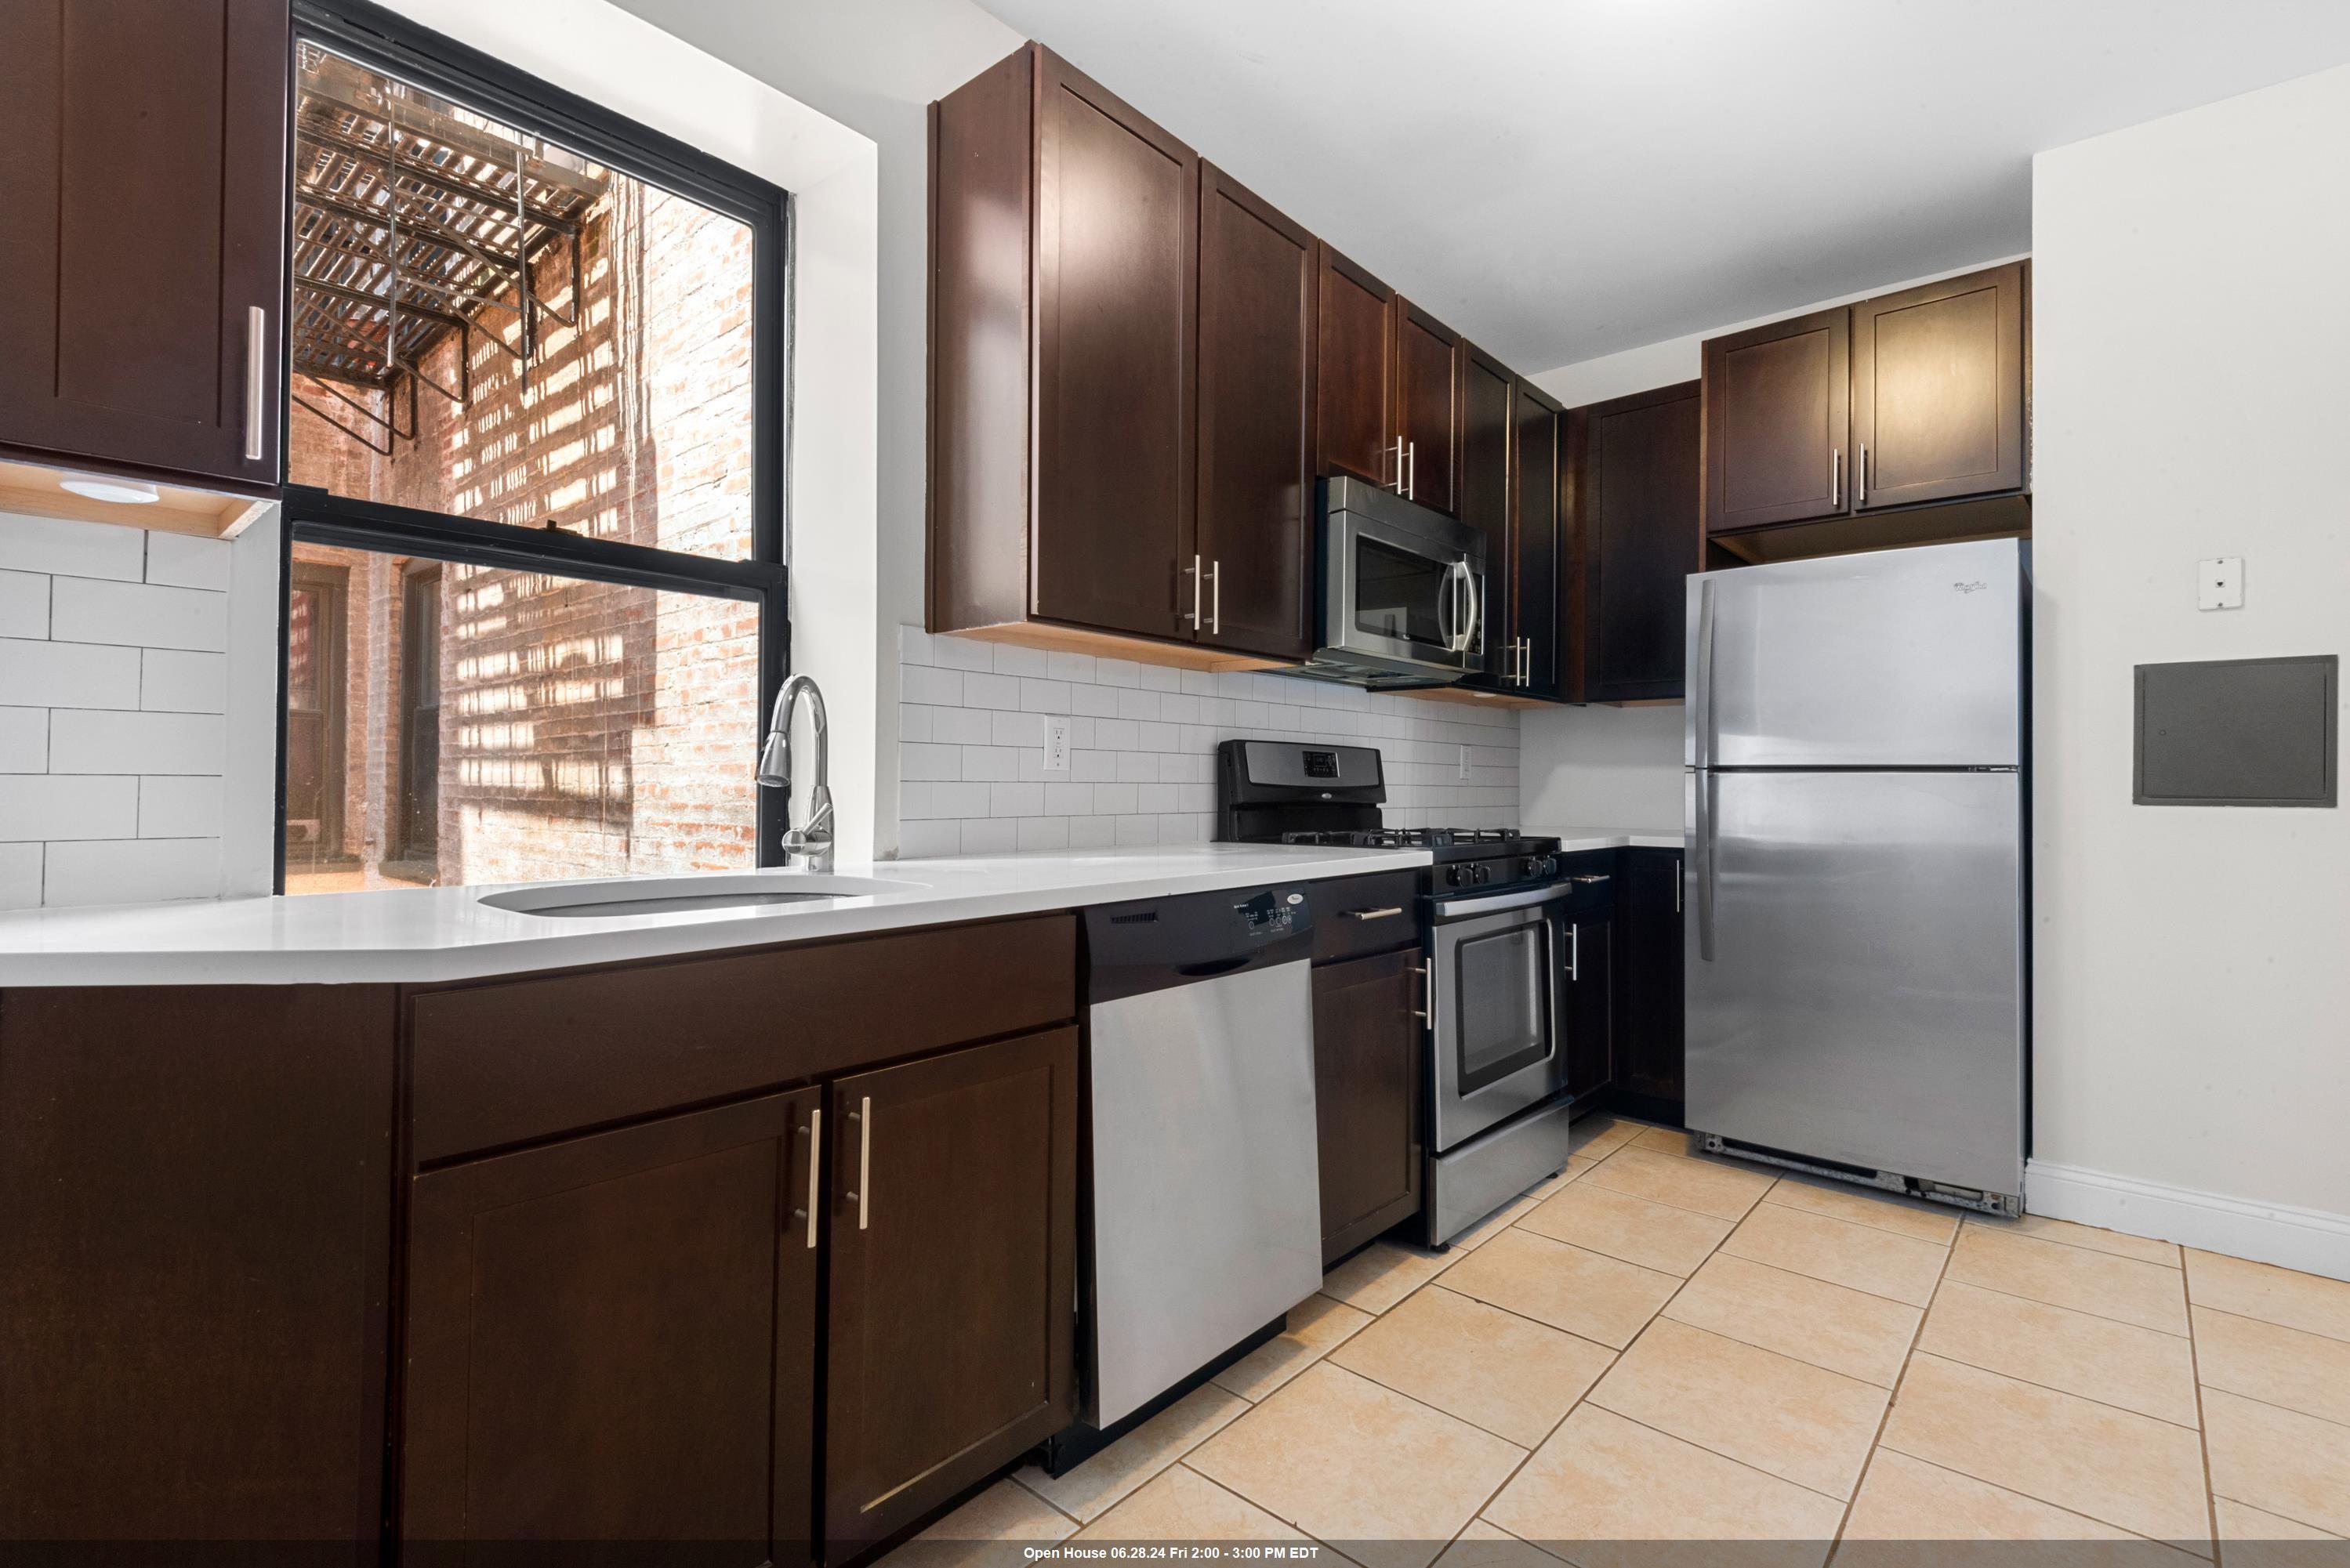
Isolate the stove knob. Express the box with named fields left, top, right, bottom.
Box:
left=1445, top=865, right=1463, bottom=888
left=1473, top=864, right=1491, bottom=885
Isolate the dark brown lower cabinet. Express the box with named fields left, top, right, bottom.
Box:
left=825, top=1027, right=1079, bottom=1557
left=1565, top=915, right=1614, bottom=1101
left=1613, top=848, right=1686, bottom=1108
left=401, top=1088, right=822, bottom=1564
left=0, top=987, right=394, bottom=1548
left=1311, top=949, right=1423, bottom=1263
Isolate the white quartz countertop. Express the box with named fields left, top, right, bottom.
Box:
left=0, top=846, right=1431, bottom=987
left=1529, top=824, right=1685, bottom=852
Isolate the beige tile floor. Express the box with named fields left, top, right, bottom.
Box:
left=893, top=1116, right=2350, bottom=1568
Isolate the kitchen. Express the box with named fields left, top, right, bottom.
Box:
left=3, top=0, right=2348, bottom=1563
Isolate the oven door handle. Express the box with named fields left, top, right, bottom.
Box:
left=1427, top=880, right=1590, bottom=922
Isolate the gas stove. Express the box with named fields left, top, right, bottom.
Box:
left=1215, top=740, right=1561, bottom=887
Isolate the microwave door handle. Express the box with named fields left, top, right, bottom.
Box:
left=1461, top=565, right=1482, bottom=654
left=1435, top=559, right=1458, bottom=650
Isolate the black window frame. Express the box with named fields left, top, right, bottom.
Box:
left=277, top=0, right=792, bottom=893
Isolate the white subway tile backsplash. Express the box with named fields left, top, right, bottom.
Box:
left=0, top=637, right=142, bottom=709
left=140, top=648, right=229, bottom=713
left=0, top=570, right=47, bottom=638
left=0, top=774, right=140, bottom=842
left=140, top=775, right=225, bottom=838
left=49, top=577, right=229, bottom=651
left=893, top=627, right=1521, bottom=859
left=143, top=531, right=234, bottom=592
left=0, top=512, right=146, bottom=581
left=0, top=842, right=38, bottom=911
left=0, top=706, right=45, bottom=772
left=49, top=710, right=227, bottom=776
left=0, top=516, right=233, bottom=907
left=41, top=837, right=222, bottom=907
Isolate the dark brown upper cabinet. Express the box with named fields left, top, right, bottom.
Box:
left=0, top=0, right=288, bottom=494
left=1852, top=262, right=2029, bottom=510
left=1315, top=242, right=1397, bottom=490
left=1393, top=297, right=1462, bottom=515
left=1031, top=49, right=1197, bottom=642
left=1704, top=306, right=1850, bottom=534
left=1574, top=381, right=1700, bottom=702
left=825, top=1027, right=1079, bottom=1557
left=1195, top=163, right=1317, bottom=661
left=1512, top=380, right=1567, bottom=701
left=401, top=1089, right=821, bottom=1565
left=1456, top=344, right=1515, bottom=687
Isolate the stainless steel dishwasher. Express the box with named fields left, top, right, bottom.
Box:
left=1077, top=883, right=1322, bottom=1432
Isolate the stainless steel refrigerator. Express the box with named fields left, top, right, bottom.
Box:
left=1683, top=538, right=2029, bottom=1215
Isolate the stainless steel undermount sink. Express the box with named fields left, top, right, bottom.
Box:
left=478, top=873, right=923, bottom=919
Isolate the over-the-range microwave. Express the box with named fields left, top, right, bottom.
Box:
left=1292, top=476, right=1489, bottom=689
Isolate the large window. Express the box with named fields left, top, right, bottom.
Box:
left=279, top=2, right=786, bottom=895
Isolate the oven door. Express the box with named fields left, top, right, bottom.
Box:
left=1323, top=501, right=1489, bottom=679
left=1427, top=883, right=1575, bottom=1153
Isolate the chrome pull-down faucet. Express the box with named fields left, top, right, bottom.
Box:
left=757, top=673, right=834, bottom=871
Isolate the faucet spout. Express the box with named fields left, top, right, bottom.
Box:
left=757, top=673, right=834, bottom=871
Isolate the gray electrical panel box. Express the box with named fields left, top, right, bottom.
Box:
left=2134, top=654, right=2337, bottom=807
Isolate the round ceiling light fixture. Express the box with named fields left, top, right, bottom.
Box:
left=56, top=472, right=161, bottom=505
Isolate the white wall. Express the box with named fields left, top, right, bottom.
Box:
left=2029, top=63, right=2350, bottom=1261
left=1518, top=704, right=1683, bottom=831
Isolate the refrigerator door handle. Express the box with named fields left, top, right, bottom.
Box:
left=1695, top=578, right=1718, bottom=770
left=1694, top=770, right=1717, bottom=962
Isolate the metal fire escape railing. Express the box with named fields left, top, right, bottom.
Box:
left=289, top=44, right=610, bottom=456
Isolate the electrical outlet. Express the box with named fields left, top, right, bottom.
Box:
left=1456, top=744, right=1472, bottom=782
left=2198, top=557, right=2244, bottom=611
left=1042, top=715, right=1072, bottom=773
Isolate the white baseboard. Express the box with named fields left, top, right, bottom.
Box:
left=2027, top=1158, right=2350, bottom=1283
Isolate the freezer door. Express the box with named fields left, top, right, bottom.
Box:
left=1684, top=770, right=2025, bottom=1198
left=1685, top=538, right=2025, bottom=768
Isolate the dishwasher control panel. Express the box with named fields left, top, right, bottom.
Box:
left=1083, top=883, right=1317, bottom=1004
left=1232, top=888, right=1307, bottom=939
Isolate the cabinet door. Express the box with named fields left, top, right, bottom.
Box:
left=1393, top=297, right=1460, bottom=514
left=0, top=987, right=393, bottom=1547
left=1033, top=51, right=1197, bottom=639
left=1576, top=381, right=1700, bottom=702
left=0, top=0, right=286, bottom=492
left=1312, top=951, right=1424, bottom=1263
left=1565, top=917, right=1614, bottom=1100
left=1456, top=346, right=1515, bottom=685
left=1315, top=243, right=1394, bottom=487
left=1852, top=263, right=2027, bottom=510
left=825, top=1027, right=1079, bottom=1555
left=1703, top=307, right=1849, bottom=534
left=1514, top=380, right=1566, bottom=700
left=402, top=1088, right=821, bottom=1565
left=1196, top=163, right=1315, bottom=660
left=1614, top=849, right=1687, bottom=1106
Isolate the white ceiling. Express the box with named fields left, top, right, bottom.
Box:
left=977, top=0, right=2350, bottom=373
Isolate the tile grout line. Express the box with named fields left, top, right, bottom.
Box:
left=1820, top=1207, right=1961, bottom=1565
left=1893, top=1341, right=2203, bottom=1432
left=1932, top=1272, right=2192, bottom=1338
left=1169, top=1460, right=1365, bottom=1566
left=2185, top=1266, right=2225, bottom=1568
left=2187, top=1298, right=2350, bottom=1351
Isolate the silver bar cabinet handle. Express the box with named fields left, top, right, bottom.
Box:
left=845, top=1095, right=871, bottom=1230
left=1830, top=447, right=1841, bottom=509
left=1857, top=442, right=1867, bottom=508
left=1345, top=906, right=1405, bottom=922
left=1406, top=440, right=1417, bottom=501
left=1568, top=922, right=1581, bottom=983
left=800, top=1106, right=821, bottom=1249
left=1209, top=559, right=1220, bottom=636
left=1181, top=554, right=1202, bottom=627
left=1413, top=958, right=1433, bottom=1023
left=243, top=306, right=267, bottom=462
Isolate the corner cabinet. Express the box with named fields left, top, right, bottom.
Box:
left=1573, top=381, right=1700, bottom=702
left=0, top=0, right=287, bottom=494
left=930, top=43, right=1308, bottom=666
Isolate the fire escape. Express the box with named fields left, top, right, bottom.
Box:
left=289, top=44, right=609, bottom=457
